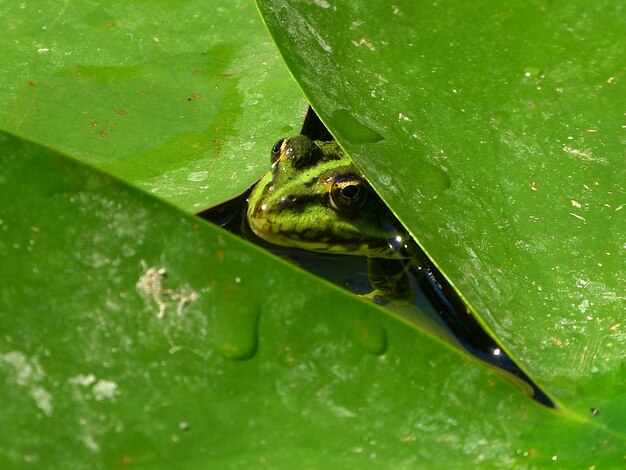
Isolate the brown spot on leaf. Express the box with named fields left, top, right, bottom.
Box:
left=550, top=337, right=563, bottom=346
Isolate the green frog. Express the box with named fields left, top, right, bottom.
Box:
left=245, top=134, right=415, bottom=300
left=246, top=135, right=410, bottom=261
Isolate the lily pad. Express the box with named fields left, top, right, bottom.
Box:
left=1, top=131, right=623, bottom=468
left=256, top=0, right=625, bottom=433
left=0, top=0, right=305, bottom=211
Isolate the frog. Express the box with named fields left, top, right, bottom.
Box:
left=246, top=135, right=409, bottom=260
left=245, top=134, right=416, bottom=300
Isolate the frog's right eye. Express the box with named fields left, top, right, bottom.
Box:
left=329, top=174, right=368, bottom=218
left=271, top=138, right=285, bottom=164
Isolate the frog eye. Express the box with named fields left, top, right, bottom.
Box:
left=330, top=175, right=368, bottom=217
left=271, top=138, right=285, bottom=164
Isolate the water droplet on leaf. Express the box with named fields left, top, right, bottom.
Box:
left=523, top=66, right=543, bottom=78
left=211, top=284, right=260, bottom=359
left=331, top=109, right=384, bottom=144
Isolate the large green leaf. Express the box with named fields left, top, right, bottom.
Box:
left=1, top=0, right=304, bottom=211
left=1, top=132, right=623, bottom=468
left=256, top=0, right=625, bottom=429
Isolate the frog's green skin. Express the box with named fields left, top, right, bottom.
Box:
left=246, top=135, right=410, bottom=260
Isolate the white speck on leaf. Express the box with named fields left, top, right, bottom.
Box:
left=187, top=171, right=209, bottom=182
left=578, top=299, right=590, bottom=313
left=69, top=374, right=97, bottom=387
left=92, top=380, right=119, bottom=401
left=563, top=146, right=608, bottom=164
left=352, top=37, right=375, bottom=50
left=311, top=0, right=332, bottom=8
left=136, top=262, right=199, bottom=318
left=0, top=351, right=53, bottom=416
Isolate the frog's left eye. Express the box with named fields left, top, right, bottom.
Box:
left=271, top=138, right=285, bottom=164
left=330, top=175, right=368, bottom=217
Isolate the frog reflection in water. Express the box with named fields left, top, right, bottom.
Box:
left=198, top=111, right=551, bottom=406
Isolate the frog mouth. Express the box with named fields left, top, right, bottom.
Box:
left=247, top=214, right=403, bottom=258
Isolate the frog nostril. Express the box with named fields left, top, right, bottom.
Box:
left=278, top=194, right=299, bottom=210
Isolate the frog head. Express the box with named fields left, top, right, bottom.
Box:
left=246, top=135, right=408, bottom=258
